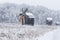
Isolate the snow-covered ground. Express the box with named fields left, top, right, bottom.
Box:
left=37, top=29, right=60, bottom=40
left=0, top=23, right=60, bottom=40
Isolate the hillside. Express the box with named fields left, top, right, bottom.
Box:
left=0, top=3, right=60, bottom=25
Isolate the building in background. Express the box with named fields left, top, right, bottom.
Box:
left=46, top=17, right=53, bottom=25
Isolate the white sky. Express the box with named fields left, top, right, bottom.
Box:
left=0, top=0, right=60, bottom=10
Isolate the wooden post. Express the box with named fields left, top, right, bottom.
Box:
left=19, top=15, right=25, bottom=25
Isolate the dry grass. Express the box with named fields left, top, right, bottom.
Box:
left=0, top=23, right=60, bottom=40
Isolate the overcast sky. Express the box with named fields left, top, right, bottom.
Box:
left=0, top=0, right=60, bottom=10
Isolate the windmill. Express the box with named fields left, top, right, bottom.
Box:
left=19, top=8, right=35, bottom=25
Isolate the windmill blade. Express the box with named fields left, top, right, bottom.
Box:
left=22, top=8, right=28, bottom=13
left=23, top=8, right=28, bottom=13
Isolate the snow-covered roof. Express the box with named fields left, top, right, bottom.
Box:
left=47, top=17, right=52, bottom=20
left=26, top=12, right=35, bottom=18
